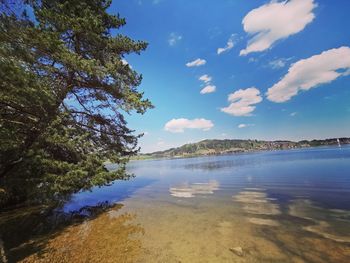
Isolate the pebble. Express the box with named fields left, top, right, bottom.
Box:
left=230, top=246, right=244, bottom=257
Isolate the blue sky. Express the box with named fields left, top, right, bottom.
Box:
left=110, top=0, right=350, bottom=153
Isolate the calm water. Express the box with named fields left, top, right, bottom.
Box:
left=4, top=146, right=350, bottom=262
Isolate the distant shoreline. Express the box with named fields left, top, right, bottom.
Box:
left=133, top=138, right=350, bottom=161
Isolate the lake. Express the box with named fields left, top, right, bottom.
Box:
left=4, top=145, right=350, bottom=262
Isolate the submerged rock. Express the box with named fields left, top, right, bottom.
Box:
left=230, top=246, right=244, bottom=257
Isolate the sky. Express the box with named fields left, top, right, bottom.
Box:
left=110, top=0, right=350, bottom=153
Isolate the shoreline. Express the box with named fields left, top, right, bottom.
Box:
left=132, top=143, right=349, bottom=162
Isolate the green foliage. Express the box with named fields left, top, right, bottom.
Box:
left=138, top=138, right=350, bottom=159
left=0, top=0, right=153, bottom=207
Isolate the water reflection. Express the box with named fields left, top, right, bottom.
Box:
left=233, top=189, right=281, bottom=226
left=64, top=177, right=157, bottom=212
left=183, top=159, right=259, bottom=171
left=1, top=146, right=350, bottom=262
left=232, top=189, right=350, bottom=262
left=289, top=199, right=350, bottom=243
left=169, top=180, right=219, bottom=198
left=181, top=146, right=350, bottom=172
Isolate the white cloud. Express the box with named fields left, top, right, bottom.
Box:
left=267, top=46, right=350, bottom=102
left=269, top=58, right=289, bottom=69
left=168, top=32, right=182, bottom=46
left=217, top=34, right=236, bottom=55
left=164, top=118, right=214, bottom=133
left=238, top=123, right=254, bottom=128
left=199, top=74, right=212, bottom=83
left=221, top=87, right=262, bottom=116
left=290, top=112, right=297, bottom=117
left=186, top=58, right=206, bottom=67
left=199, top=75, right=215, bottom=94
left=200, top=85, right=216, bottom=94
left=148, top=138, right=176, bottom=152
left=240, top=0, right=317, bottom=56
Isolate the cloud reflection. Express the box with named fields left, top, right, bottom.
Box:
left=169, top=180, right=219, bottom=198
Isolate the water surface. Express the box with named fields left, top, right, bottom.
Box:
left=6, top=146, right=350, bottom=262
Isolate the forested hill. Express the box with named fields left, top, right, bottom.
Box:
left=136, top=138, right=350, bottom=159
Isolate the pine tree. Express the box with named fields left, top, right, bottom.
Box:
left=0, top=0, right=153, bottom=207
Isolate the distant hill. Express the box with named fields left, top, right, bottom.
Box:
left=134, top=138, right=350, bottom=160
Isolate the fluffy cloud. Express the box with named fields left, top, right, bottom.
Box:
left=164, top=118, right=214, bottom=133
left=238, top=123, right=254, bottom=128
left=290, top=112, right=297, bottom=117
left=199, top=74, right=212, bottom=83
left=186, top=58, right=206, bottom=67
left=217, top=35, right=236, bottom=55
left=168, top=32, right=182, bottom=46
left=198, top=75, right=216, bottom=94
left=221, top=87, right=262, bottom=116
left=200, top=85, right=216, bottom=94
left=267, top=46, right=350, bottom=102
left=240, top=0, right=317, bottom=56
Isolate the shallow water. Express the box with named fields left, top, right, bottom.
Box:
left=3, top=146, right=350, bottom=262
